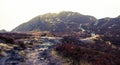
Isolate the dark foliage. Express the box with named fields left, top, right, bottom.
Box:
left=55, top=37, right=120, bottom=65
left=0, top=36, right=14, bottom=44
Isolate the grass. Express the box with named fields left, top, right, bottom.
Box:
left=79, top=60, right=92, bottom=65
left=0, top=43, right=13, bottom=49
left=51, top=49, right=92, bottom=65
left=51, top=50, right=71, bottom=65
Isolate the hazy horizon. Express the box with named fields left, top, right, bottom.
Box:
left=0, top=0, right=120, bottom=31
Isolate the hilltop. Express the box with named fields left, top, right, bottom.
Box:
left=12, top=11, right=97, bottom=33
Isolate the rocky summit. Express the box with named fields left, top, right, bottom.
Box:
left=12, top=11, right=97, bottom=33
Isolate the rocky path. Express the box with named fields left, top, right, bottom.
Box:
left=26, top=50, right=43, bottom=65
left=0, top=37, right=63, bottom=65
left=25, top=37, right=63, bottom=65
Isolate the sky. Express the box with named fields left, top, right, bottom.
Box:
left=0, top=0, right=120, bottom=31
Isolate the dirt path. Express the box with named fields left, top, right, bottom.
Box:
left=0, top=37, right=63, bottom=65
left=25, top=38, right=63, bottom=65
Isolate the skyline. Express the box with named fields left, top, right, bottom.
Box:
left=0, top=0, right=120, bottom=31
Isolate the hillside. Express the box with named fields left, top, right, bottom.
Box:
left=12, top=11, right=120, bottom=45
left=12, top=11, right=97, bottom=33
left=2, top=11, right=120, bottom=65
left=54, top=36, right=120, bottom=65
left=94, top=16, right=120, bottom=35
left=0, top=32, right=120, bottom=65
left=0, top=29, right=6, bottom=33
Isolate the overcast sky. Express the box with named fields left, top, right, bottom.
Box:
left=0, top=0, right=120, bottom=31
